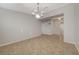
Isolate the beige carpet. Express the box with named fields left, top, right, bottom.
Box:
left=0, top=35, right=78, bottom=55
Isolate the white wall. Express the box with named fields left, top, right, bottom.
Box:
left=77, top=4, right=79, bottom=41
left=64, top=4, right=75, bottom=43
left=41, top=19, right=64, bottom=35
left=0, top=8, right=41, bottom=46
left=41, top=20, right=54, bottom=35
left=74, top=4, right=79, bottom=51
left=43, top=4, right=76, bottom=44
left=51, top=19, right=64, bottom=35
left=76, top=4, right=79, bottom=41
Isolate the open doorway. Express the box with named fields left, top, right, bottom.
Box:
left=52, top=14, right=64, bottom=41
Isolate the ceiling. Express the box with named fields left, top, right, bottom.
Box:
left=0, top=3, right=69, bottom=15
left=40, top=14, right=64, bottom=22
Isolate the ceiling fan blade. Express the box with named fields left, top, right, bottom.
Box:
left=40, top=7, right=48, bottom=12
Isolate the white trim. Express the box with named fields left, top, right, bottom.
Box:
left=74, top=41, right=79, bottom=53
left=0, top=34, right=41, bottom=47
left=64, top=40, right=79, bottom=53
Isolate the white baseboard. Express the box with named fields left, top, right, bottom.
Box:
left=63, top=39, right=79, bottom=53
left=74, top=41, right=79, bottom=53
left=0, top=34, right=41, bottom=47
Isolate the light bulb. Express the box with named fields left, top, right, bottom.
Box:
left=32, top=12, right=35, bottom=15
left=35, top=14, right=41, bottom=19
left=58, top=18, right=61, bottom=20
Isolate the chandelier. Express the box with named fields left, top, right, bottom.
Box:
left=32, top=3, right=47, bottom=19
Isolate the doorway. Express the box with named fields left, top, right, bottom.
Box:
left=52, top=14, right=64, bottom=41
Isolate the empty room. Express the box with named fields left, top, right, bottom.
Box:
left=0, top=3, right=79, bottom=55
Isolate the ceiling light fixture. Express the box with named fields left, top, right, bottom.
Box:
left=32, top=3, right=47, bottom=19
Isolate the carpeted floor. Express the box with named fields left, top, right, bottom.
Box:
left=0, top=35, right=78, bottom=55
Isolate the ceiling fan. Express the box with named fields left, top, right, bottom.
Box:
left=32, top=3, right=48, bottom=19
